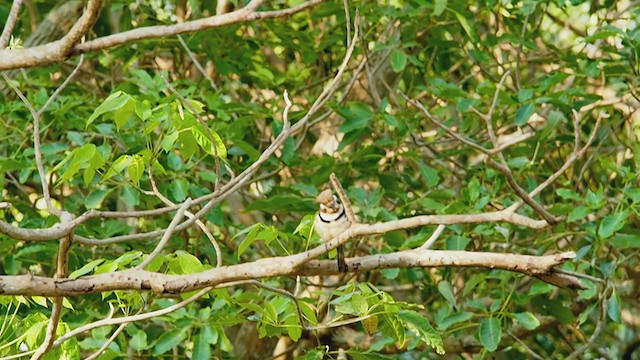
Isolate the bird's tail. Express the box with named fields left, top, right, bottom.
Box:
left=337, top=246, right=347, bottom=272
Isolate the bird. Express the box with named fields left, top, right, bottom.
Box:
left=314, top=189, right=350, bottom=272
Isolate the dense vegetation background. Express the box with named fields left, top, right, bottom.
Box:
left=0, top=0, right=637, bottom=359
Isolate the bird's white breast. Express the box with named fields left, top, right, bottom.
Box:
left=314, top=212, right=350, bottom=240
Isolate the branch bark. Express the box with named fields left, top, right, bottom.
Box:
left=0, top=0, right=324, bottom=70
left=0, top=0, right=102, bottom=70
left=0, top=247, right=579, bottom=297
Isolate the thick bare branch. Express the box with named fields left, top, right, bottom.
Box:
left=0, top=0, right=102, bottom=70
left=0, top=228, right=575, bottom=297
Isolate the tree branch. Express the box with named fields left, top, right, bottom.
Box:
left=0, top=245, right=579, bottom=297
left=0, top=0, right=102, bottom=70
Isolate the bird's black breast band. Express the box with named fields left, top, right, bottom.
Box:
left=318, top=209, right=346, bottom=223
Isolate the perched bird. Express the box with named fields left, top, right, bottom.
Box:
left=314, top=189, right=350, bottom=272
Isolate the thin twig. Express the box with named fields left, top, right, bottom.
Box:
left=508, top=331, right=545, bottom=360
left=403, top=95, right=491, bottom=154
left=177, top=34, right=218, bottom=91
left=508, top=114, right=603, bottom=211
left=420, top=224, right=446, bottom=249
left=487, top=70, right=511, bottom=122
left=37, top=53, right=85, bottom=117
left=146, top=169, right=223, bottom=267
left=0, top=0, right=24, bottom=49
left=486, top=159, right=561, bottom=224
left=52, top=287, right=212, bottom=350
left=565, top=284, right=609, bottom=360
left=248, top=280, right=307, bottom=329
left=84, top=322, right=128, bottom=360
left=30, top=212, right=73, bottom=360
left=343, top=0, right=351, bottom=48
left=135, top=199, right=192, bottom=270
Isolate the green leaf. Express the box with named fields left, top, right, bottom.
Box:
left=397, top=310, right=444, bottom=355
left=173, top=250, right=204, bottom=274
left=433, top=0, right=447, bottom=16
left=128, top=155, right=145, bottom=185
left=169, top=179, right=189, bottom=202
left=437, top=311, right=473, bottom=330
left=103, top=155, right=132, bottom=181
left=192, top=329, right=211, bottom=360
left=337, top=102, right=374, bottom=133
left=517, top=88, right=534, bottom=102
left=237, top=224, right=263, bottom=257
left=87, top=91, right=132, bottom=126
left=114, top=100, right=135, bottom=130
left=567, top=206, right=590, bottom=222
left=74, top=143, right=97, bottom=164
left=130, top=330, right=148, bottom=351
left=556, top=188, right=582, bottom=201
left=121, top=186, right=140, bottom=207
left=153, top=328, right=187, bottom=355
left=419, top=164, right=439, bottom=187
left=513, top=312, right=540, bottom=330
left=452, top=10, right=479, bottom=44
left=515, top=104, right=536, bottom=126
left=135, top=100, right=152, bottom=121
left=390, top=49, right=408, bottom=72
left=479, top=317, right=501, bottom=352
left=456, top=98, right=479, bottom=112
left=192, top=125, right=227, bottom=158
left=161, top=131, right=179, bottom=152
left=85, top=189, right=112, bottom=209
left=445, top=235, right=470, bottom=250
left=611, top=234, right=640, bottom=249
left=437, top=281, right=456, bottom=308
left=606, top=290, right=621, bottom=323
left=598, top=211, right=628, bottom=238
left=69, top=259, right=105, bottom=279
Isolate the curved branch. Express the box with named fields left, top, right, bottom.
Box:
left=0, top=0, right=102, bottom=70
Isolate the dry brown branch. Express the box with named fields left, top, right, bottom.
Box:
left=0, top=0, right=24, bottom=49
left=476, top=71, right=560, bottom=224
left=486, top=159, right=561, bottom=224
left=0, top=0, right=102, bottom=70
